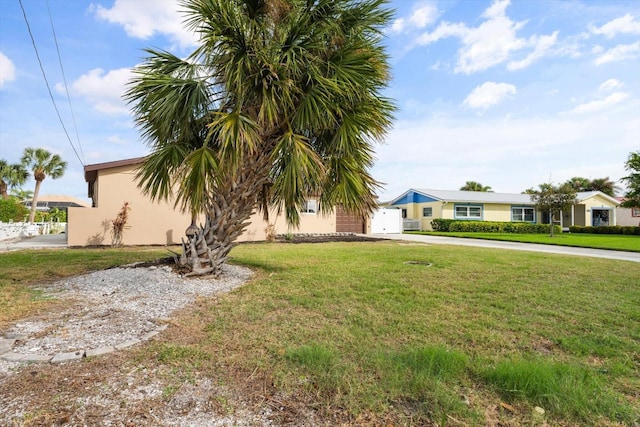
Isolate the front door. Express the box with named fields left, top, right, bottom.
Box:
left=592, top=209, right=610, bottom=226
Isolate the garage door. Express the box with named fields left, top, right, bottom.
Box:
left=336, top=205, right=365, bottom=233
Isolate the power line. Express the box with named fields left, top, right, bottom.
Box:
left=46, top=0, right=85, bottom=164
left=18, top=0, right=85, bottom=167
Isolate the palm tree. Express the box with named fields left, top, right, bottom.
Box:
left=460, top=181, right=492, bottom=192
left=126, top=0, right=395, bottom=276
left=564, top=176, right=620, bottom=197
left=588, top=177, right=620, bottom=197
left=0, top=159, right=29, bottom=200
left=21, top=148, right=67, bottom=223
left=565, top=176, right=591, bottom=192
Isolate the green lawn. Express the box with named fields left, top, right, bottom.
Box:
left=410, top=231, right=640, bottom=252
left=1, top=242, right=639, bottom=425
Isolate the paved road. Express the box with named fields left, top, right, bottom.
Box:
left=374, top=233, right=640, bottom=263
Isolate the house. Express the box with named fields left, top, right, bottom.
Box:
left=67, top=157, right=368, bottom=247
left=615, top=197, right=640, bottom=227
left=387, top=189, right=620, bottom=231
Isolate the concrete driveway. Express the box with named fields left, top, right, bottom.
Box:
left=375, top=233, right=640, bottom=263
left=0, top=234, right=68, bottom=252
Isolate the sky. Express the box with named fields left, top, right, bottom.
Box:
left=0, top=0, right=639, bottom=204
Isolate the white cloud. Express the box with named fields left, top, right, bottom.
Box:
left=463, top=82, right=516, bottom=110
left=64, top=68, right=133, bottom=115
left=373, top=111, right=639, bottom=200
left=507, top=32, right=558, bottom=70
left=568, top=92, right=630, bottom=114
left=390, top=4, right=438, bottom=33
left=90, top=0, right=198, bottom=49
left=415, top=0, right=556, bottom=74
left=0, top=52, right=16, bottom=88
left=590, top=14, right=640, bottom=39
left=594, top=42, right=640, bottom=65
left=599, top=79, right=623, bottom=92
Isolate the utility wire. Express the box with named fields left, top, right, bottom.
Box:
left=46, top=0, right=85, bottom=164
left=18, top=0, right=85, bottom=166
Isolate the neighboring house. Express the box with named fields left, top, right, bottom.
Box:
left=67, top=157, right=367, bottom=247
left=615, top=197, right=640, bottom=227
left=388, top=189, right=620, bottom=231
left=24, top=194, right=90, bottom=212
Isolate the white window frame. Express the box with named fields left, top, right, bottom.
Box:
left=301, top=199, right=317, bottom=214
left=512, top=206, right=536, bottom=222
left=454, top=204, right=482, bottom=220
left=422, top=207, right=433, bottom=217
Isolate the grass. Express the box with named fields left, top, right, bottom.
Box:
left=0, top=247, right=173, bottom=328
left=409, top=231, right=640, bottom=252
left=2, top=241, right=639, bottom=425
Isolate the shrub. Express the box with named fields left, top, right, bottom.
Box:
left=431, top=218, right=456, bottom=231
left=0, top=198, right=29, bottom=222
left=446, top=221, right=560, bottom=234
left=570, top=225, right=640, bottom=235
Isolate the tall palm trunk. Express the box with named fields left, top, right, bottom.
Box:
left=177, top=151, right=272, bottom=276
left=28, top=179, right=43, bottom=223
left=0, top=181, right=8, bottom=200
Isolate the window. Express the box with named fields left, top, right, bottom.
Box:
left=454, top=205, right=482, bottom=219
left=401, top=208, right=407, bottom=219
left=632, top=207, right=640, bottom=217
left=301, top=199, right=317, bottom=214
left=422, top=207, right=433, bottom=217
left=512, top=207, right=535, bottom=222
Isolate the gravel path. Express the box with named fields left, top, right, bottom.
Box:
left=1, top=264, right=253, bottom=374
left=0, top=264, right=301, bottom=426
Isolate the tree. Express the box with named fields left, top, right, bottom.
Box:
left=621, top=151, right=640, bottom=209
left=460, top=181, right=492, bottom=192
left=126, top=0, right=395, bottom=276
left=529, top=183, right=577, bottom=237
left=564, top=176, right=620, bottom=197
left=10, top=188, right=34, bottom=202
left=0, top=159, right=29, bottom=200
left=21, top=148, right=67, bottom=223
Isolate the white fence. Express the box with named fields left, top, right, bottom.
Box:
left=0, top=222, right=67, bottom=241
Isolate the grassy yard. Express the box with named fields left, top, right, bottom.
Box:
left=1, top=242, right=639, bottom=425
left=410, top=231, right=640, bottom=252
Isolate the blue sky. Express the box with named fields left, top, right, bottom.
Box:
left=1, top=0, right=639, bottom=204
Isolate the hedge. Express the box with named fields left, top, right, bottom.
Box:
left=569, top=225, right=640, bottom=235
left=430, top=219, right=561, bottom=234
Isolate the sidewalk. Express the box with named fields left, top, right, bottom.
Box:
left=0, top=234, right=68, bottom=252
left=374, top=233, right=640, bottom=263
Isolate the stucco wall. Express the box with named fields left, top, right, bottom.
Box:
left=616, top=207, right=640, bottom=226
left=68, top=163, right=338, bottom=247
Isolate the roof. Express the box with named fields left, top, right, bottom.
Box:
left=390, top=188, right=620, bottom=206
left=84, top=157, right=146, bottom=199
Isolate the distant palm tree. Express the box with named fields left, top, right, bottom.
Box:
left=21, top=148, right=67, bottom=223
left=460, top=181, right=493, bottom=192
left=588, top=177, right=620, bottom=197
left=0, top=159, right=29, bottom=200
left=565, top=176, right=591, bottom=192
left=563, top=176, right=620, bottom=197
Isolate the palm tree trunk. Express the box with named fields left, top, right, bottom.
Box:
left=28, top=180, right=43, bottom=223
left=0, top=180, right=8, bottom=200
left=178, top=154, right=272, bottom=277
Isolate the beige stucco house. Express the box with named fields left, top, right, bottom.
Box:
left=388, top=189, right=620, bottom=231
left=67, top=157, right=367, bottom=247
